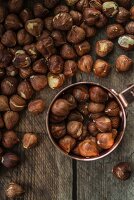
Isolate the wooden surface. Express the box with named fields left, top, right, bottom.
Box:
left=0, top=0, right=134, bottom=200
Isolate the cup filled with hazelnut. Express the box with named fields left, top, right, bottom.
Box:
left=46, top=82, right=134, bottom=161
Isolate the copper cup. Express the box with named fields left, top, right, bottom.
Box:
left=46, top=82, right=134, bottom=161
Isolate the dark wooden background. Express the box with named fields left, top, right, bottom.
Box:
left=0, top=0, right=134, bottom=199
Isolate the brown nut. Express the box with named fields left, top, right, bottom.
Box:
left=80, top=22, right=96, bottom=38
left=0, top=6, right=6, bottom=23
left=1, top=153, right=20, bottom=168
left=97, top=132, right=114, bottom=149
left=48, top=73, right=65, bottom=89
left=95, top=14, right=108, bottom=28
left=0, top=49, right=13, bottom=68
left=89, top=86, right=108, bottom=103
left=67, top=25, right=86, bottom=44
left=24, top=43, right=39, bottom=61
left=78, top=55, right=93, bottom=73
left=110, top=116, right=120, bottom=129
left=88, top=102, right=105, bottom=113
left=60, top=44, right=77, bottom=59
left=1, top=30, right=17, bottom=47
left=1, top=77, right=18, bottom=96
left=17, top=80, right=34, bottom=100
left=59, top=135, right=76, bottom=153
left=64, top=60, right=77, bottom=77
left=67, top=121, right=83, bottom=138
left=95, top=40, right=114, bottom=57
left=33, top=58, right=48, bottom=74
left=51, top=30, right=66, bottom=46
left=66, top=0, right=79, bottom=6
left=63, top=94, right=77, bottom=110
left=118, top=35, right=134, bottom=51
left=6, top=182, right=24, bottom=199
left=2, top=131, right=19, bottom=148
left=89, top=0, right=102, bottom=11
left=6, top=65, right=18, bottom=77
left=74, top=41, right=91, bottom=56
left=70, top=10, right=82, bottom=25
left=78, top=103, right=89, bottom=116
left=76, top=0, right=89, bottom=12
left=48, top=55, right=64, bottom=74
left=28, top=99, right=45, bottom=115
left=115, top=55, right=133, bottom=72
left=13, top=50, right=31, bottom=68
left=30, top=75, right=47, bottom=91
left=95, top=116, right=112, bottom=132
left=22, top=133, right=38, bottom=149
left=50, top=122, right=66, bottom=139
left=87, top=122, right=98, bottom=136
left=54, top=5, right=69, bottom=15
left=8, top=0, right=23, bottom=13
left=106, top=24, right=125, bottom=39
left=73, top=85, right=89, bottom=102
left=52, top=12, right=73, bottom=31
left=25, top=18, right=44, bottom=37
left=93, top=59, right=110, bottom=78
left=83, top=8, right=101, bottom=26
left=5, top=14, right=23, bottom=30
left=116, top=7, right=130, bottom=24
left=44, top=17, right=53, bottom=31
left=130, top=6, right=134, bottom=20
left=20, top=9, right=33, bottom=23
left=44, top=0, right=59, bottom=9
left=102, top=1, right=118, bottom=17
left=125, top=22, right=134, bottom=35
left=112, top=162, right=132, bottom=180
left=4, top=111, right=19, bottom=130
left=17, top=29, right=33, bottom=46
left=19, top=67, right=33, bottom=79
left=105, top=100, right=120, bottom=116
left=10, top=95, right=26, bottom=112
left=0, top=95, right=10, bottom=111
left=33, top=3, right=49, bottom=18
left=68, top=110, right=84, bottom=122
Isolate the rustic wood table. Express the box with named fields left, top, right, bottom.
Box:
left=0, top=0, right=134, bottom=199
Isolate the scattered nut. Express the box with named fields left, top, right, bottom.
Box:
left=93, top=59, right=110, bottom=78
left=106, top=24, right=125, bottom=39
left=112, top=162, right=132, bottom=180
left=118, top=35, right=134, bottom=51
left=28, top=99, right=45, bottom=114
left=6, top=182, right=24, bottom=199
left=30, top=75, right=48, bottom=91
left=78, top=55, right=93, bottom=73
left=95, top=40, right=114, bottom=57
left=22, top=133, right=38, bottom=149
left=1, top=152, right=20, bottom=168
left=25, top=18, right=44, bottom=37
left=2, top=131, right=19, bottom=148
left=115, top=55, right=133, bottom=72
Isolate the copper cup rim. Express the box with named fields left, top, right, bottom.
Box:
left=46, top=82, right=126, bottom=161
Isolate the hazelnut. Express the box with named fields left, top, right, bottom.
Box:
left=89, top=86, right=108, bottom=103
left=88, top=102, right=105, bottom=113
left=95, top=116, right=112, bottom=132
left=110, top=116, right=120, bottom=129
left=1, top=77, right=18, bottom=96
left=78, top=55, right=93, bottom=73
left=67, top=25, right=85, bottom=44
left=44, top=0, right=59, bottom=9
left=50, top=122, right=66, bottom=139
left=54, top=5, right=69, bottom=15
left=0, top=6, right=6, bottom=23
left=52, top=12, right=73, bottom=31
left=48, top=55, right=64, bottom=74
left=93, top=59, right=110, bottom=78
left=102, top=1, right=118, bottom=17
left=17, top=80, right=34, bottom=100
left=30, top=75, right=47, bottom=91
left=25, top=18, right=44, bottom=37
left=4, top=111, right=19, bottom=130
left=10, top=95, right=26, bottom=112
left=76, top=0, right=89, bottom=12
left=78, top=103, right=89, bottom=116
left=49, top=113, right=67, bottom=123
left=105, top=100, right=120, bottom=116
left=112, top=162, right=131, bottom=180
left=6, top=65, right=18, bottom=77
left=116, top=7, right=130, bottom=24
left=20, top=9, right=33, bottom=23
left=59, top=135, right=76, bottom=153
left=89, top=0, right=102, bottom=11
left=1, top=152, right=20, bottom=168
left=33, top=3, right=49, bottom=18
left=74, top=41, right=91, bottom=56
left=66, top=0, right=79, bottom=6
left=87, top=122, right=98, bottom=136
left=17, top=29, right=33, bottom=46
left=64, top=60, right=77, bottom=77
left=80, top=22, right=96, bottom=38
left=67, top=121, right=83, bottom=138
left=51, top=30, right=66, bottom=46
left=24, top=43, right=39, bottom=61
left=60, top=44, right=77, bottom=59
left=118, top=35, right=134, bottom=51
left=63, top=94, right=77, bottom=109
left=106, top=24, right=125, bottom=39
left=130, top=6, right=134, bottom=20
left=83, top=8, right=101, bottom=26
left=73, top=85, right=89, bottom=102
left=115, top=55, right=133, bottom=72
left=125, top=22, right=134, bottom=35
left=95, top=14, right=108, bottom=28
left=8, top=0, right=23, bottom=13
left=2, top=131, right=19, bottom=148
left=68, top=110, right=84, bottom=122
left=19, top=67, right=33, bottom=79
left=70, top=10, right=82, bottom=25
left=28, top=99, right=45, bottom=115
left=33, top=58, right=48, bottom=74
left=48, top=73, right=65, bottom=89
left=117, top=0, right=131, bottom=8
left=44, top=17, right=54, bottom=31
left=22, top=133, right=38, bottom=149
left=13, top=50, right=31, bottom=68
left=0, top=95, right=10, bottom=111
left=6, top=182, right=24, bottom=199
left=97, top=132, right=114, bottom=149
left=1, top=30, right=17, bottom=47
left=0, top=49, right=13, bottom=68
left=5, top=14, right=23, bottom=30
left=95, top=40, right=114, bottom=57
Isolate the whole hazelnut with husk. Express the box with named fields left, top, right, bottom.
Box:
left=17, top=80, right=34, bottom=100
left=116, top=7, right=130, bottom=24
left=76, top=0, right=89, bottom=12
left=117, top=0, right=131, bottom=8
left=54, top=5, right=69, bottom=15
left=20, top=8, right=33, bottom=23
left=95, top=116, right=112, bottom=132
left=22, top=133, right=38, bottom=149
left=0, top=49, right=13, bottom=68
left=24, top=44, right=39, bottom=61
left=89, top=86, right=108, bottom=103
left=97, top=132, right=114, bottom=149
left=6, top=182, right=25, bottom=199
left=1, top=152, right=20, bottom=168
left=102, top=1, right=118, bottom=17
left=44, top=0, right=60, bottom=9
left=17, top=29, right=33, bottom=46
left=93, top=59, right=110, bottom=78
left=60, top=44, right=77, bottom=59
left=73, top=85, right=89, bottom=102
left=105, top=100, right=120, bottom=116
left=68, top=110, right=84, bottom=122
left=33, top=3, right=49, bottom=18
left=25, top=18, right=43, bottom=37
left=4, top=111, right=19, bottom=130
left=78, top=55, right=93, bottom=73
left=5, top=14, right=23, bottom=30
left=118, top=35, right=134, bottom=51
left=110, top=116, right=120, bottom=129
left=0, top=6, right=6, bottom=23
left=8, top=0, right=23, bottom=13
left=49, top=113, right=67, bottom=123
left=88, top=122, right=98, bottom=136
left=83, top=8, right=101, bottom=26
left=32, top=58, right=48, bottom=74
left=1, top=30, right=16, bottom=47
left=2, top=131, right=19, bottom=149
left=51, top=30, right=66, bottom=46
left=74, top=41, right=91, bottom=56
left=48, top=55, right=64, bottom=74
left=6, top=65, right=18, bottom=77
left=13, top=50, right=31, bottom=68
left=88, top=102, right=105, bottom=113
left=50, top=122, right=66, bottom=139
left=70, top=10, right=82, bottom=25
left=80, top=23, right=96, bottom=38
left=130, top=6, right=134, bottom=20
left=112, top=162, right=132, bottom=180
left=0, top=95, right=10, bottom=111
left=59, top=135, right=76, bottom=153
left=67, top=121, right=83, bottom=138
left=95, top=40, right=114, bottom=57
left=19, top=67, right=33, bottom=79
left=63, top=94, right=77, bottom=110
left=95, top=14, right=108, bottom=28
left=28, top=99, right=45, bottom=115
left=30, top=75, right=47, bottom=91
left=115, top=55, right=133, bottom=72
left=78, top=103, right=89, bottom=116
left=125, top=22, right=134, bottom=35
left=66, top=0, right=79, bottom=6
left=44, top=17, right=53, bottom=31
left=67, top=25, right=86, bottom=44
left=10, top=95, right=26, bottom=112
left=64, top=60, right=77, bottom=77
left=1, top=77, right=18, bottom=96
left=53, top=12, right=73, bottom=31
left=48, top=73, right=65, bottom=89
left=106, top=24, right=125, bottom=40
